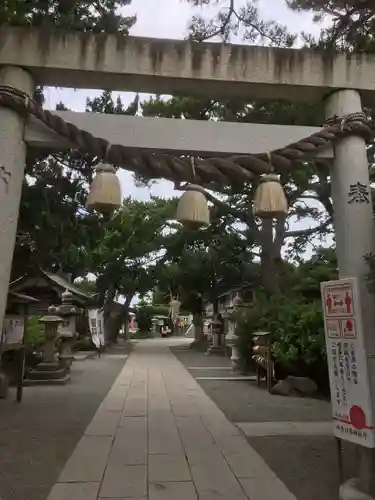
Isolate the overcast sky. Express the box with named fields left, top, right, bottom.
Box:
left=44, top=0, right=327, bottom=203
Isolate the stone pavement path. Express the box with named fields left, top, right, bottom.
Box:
left=172, top=346, right=356, bottom=500
left=48, top=338, right=297, bottom=500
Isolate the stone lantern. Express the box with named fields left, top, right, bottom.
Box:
left=25, top=306, right=70, bottom=385
left=225, top=294, right=243, bottom=370
left=56, top=289, right=83, bottom=368
left=207, top=316, right=225, bottom=356
left=39, top=307, right=64, bottom=365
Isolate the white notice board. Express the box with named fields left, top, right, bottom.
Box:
left=2, top=315, right=24, bottom=346
left=321, top=278, right=375, bottom=448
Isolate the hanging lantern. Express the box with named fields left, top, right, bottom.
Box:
left=87, top=163, right=121, bottom=213
left=175, top=184, right=210, bottom=229
left=253, top=174, right=288, bottom=219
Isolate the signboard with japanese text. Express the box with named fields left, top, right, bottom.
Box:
left=1, top=315, right=24, bottom=347
left=88, top=309, right=105, bottom=348
left=321, top=278, right=375, bottom=448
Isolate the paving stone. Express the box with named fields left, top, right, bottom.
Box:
left=108, top=425, right=147, bottom=466
left=149, top=481, right=198, bottom=500
left=100, top=395, right=126, bottom=412
left=239, top=478, right=297, bottom=500
left=47, top=482, right=100, bottom=500
left=100, top=465, right=147, bottom=498
left=190, top=461, right=245, bottom=497
left=85, top=410, right=121, bottom=436
left=122, top=397, right=147, bottom=417
left=58, top=436, right=113, bottom=482
left=223, top=450, right=275, bottom=479
left=118, top=415, right=147, bottom=431
left=199, top=495, right=248, bottom=500
left=148, top=421, right=184, bottom=455
left=149, top=453, right=192, bottom=482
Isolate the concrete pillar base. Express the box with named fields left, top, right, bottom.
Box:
left=340, top=479, right=375, bottom=500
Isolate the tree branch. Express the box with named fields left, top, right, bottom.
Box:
left=284, top=218, right=332, bottom=238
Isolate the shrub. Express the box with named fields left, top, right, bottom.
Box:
left=236, top=297, right=328, bottom=388
left=73, top=335, right=95, bottom=351
left=25, top=316, right=45, bottom=350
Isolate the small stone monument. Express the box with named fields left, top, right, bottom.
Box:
left=24, top=306, right=70, bottom=385
left=206, top=317, right=226, bottom=356
left=56, top=289, right=83, bottom=369
left=225, top=294, right=243, bottom=371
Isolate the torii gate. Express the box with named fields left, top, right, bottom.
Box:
left=1, top=27, right=375, bottom=497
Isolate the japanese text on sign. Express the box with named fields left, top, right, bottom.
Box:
left=321, top=278, right=375, bottom=448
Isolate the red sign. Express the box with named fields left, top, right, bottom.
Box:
left=323, top=283, right=354, bottom=317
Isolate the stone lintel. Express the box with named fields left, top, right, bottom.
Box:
left=26, top=111, right=333, bottom=158
left=1, top=27, right=375, bottom=103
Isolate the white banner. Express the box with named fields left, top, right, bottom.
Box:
left=88, top=309, right=105, bottom=348
left=2, top=315, right=24, bottom=346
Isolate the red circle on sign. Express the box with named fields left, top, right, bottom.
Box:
left=350, top=406, right=366, bottom=429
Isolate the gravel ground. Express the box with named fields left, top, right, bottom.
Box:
left=172, top=348, right=332, bottom=422
left=0, top=345, right=130, bottom=500
left=172, top=347, right=355, bottom=500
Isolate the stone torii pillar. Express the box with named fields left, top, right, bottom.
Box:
left=325, top=90, right=375, bottom=498
left=0, top=67, right=34, bottom=335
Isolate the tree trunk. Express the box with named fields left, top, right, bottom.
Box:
left=105, top=313, right=123, bottom=344
left=261, top=252, right=282, bottom=296
left=103, top=284, right=116, bottom=344
left=102, top=289, right=133, bottom=345
left=123, top=315, right=129, bottom=341
left=193, top=312, right=204, bottom=343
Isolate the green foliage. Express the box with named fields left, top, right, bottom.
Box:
left=14, top=91, right=139, bottom=281
left=74, top=279, right=97, bottom=295
left=135, top=305, right=153, bottom=332
left=287, top=0, right=375, bottom=53
left=184, top=0, right=296, bottom=45
left=73, top=335, right=94, bottom=351
left=270, top=299, right=326, bottom=366
left=139, top=89, right=333, bottom=295
left=154, top=220, right=256, bottom=315
left=0, top=0, right=136, bottom=34
left=90, top=196, right=177, bottom=310
left=135, top=301, right=169, bottom=333
left=25, top=316, right=45, bottom=350
left=237, top=296, right=326, bottom=368
left=236, top=248, right=336, bottom=383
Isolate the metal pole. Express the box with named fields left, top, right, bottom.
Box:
left=0, top=67, right=34, bottom=334
left=325, top=89, right=375, bottom=496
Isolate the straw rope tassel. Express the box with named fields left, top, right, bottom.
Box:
left=176, top=157, right=210, bottom=228
left=175, top=184, right=210, bottom=228
left=253, top=174, right=288, bottom=219
left=87, top=163, right=122, bottom=213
